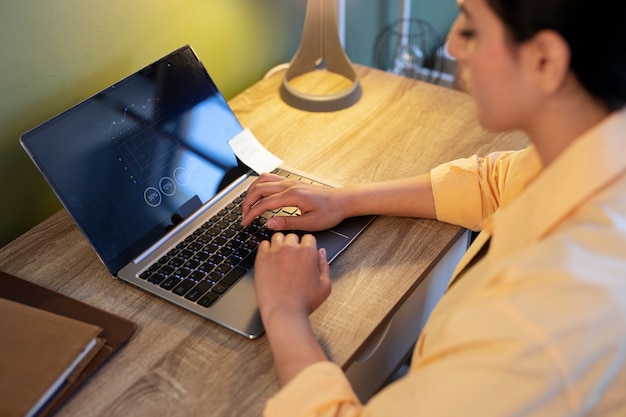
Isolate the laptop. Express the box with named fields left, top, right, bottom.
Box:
left=20, top=45, right=374, bottom=339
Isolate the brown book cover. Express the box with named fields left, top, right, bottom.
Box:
left=0, top=298, right=103, bottom=417
left=0, top=271, right=137, bottom=416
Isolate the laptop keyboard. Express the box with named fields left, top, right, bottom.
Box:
left=138, top=169, right=322, bottom=308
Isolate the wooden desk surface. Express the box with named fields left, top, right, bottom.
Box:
left=0, top=66, right=528, bottom=417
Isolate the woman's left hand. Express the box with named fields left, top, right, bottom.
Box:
left=254, top=232, right=331, bottom=323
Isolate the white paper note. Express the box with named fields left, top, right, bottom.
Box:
left=228, top=128, right=283, bottom=174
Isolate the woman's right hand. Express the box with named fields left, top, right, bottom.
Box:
left=241, top=173, right=347, bottom=232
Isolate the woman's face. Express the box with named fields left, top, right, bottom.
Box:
left=447, top=0, right=536, bottom=132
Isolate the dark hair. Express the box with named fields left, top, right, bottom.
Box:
left=486, top=0, right=626, bottom=111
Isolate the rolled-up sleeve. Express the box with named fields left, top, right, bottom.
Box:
left=430, top=147, right=540, bottom=230
left=264, top=362, right=361, bottom=417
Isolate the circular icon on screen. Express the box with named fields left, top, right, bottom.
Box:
left=173, top=167, right=190, bottom=185
left=144, top=187, right=162, bottom=207
left=159, top=177, right=176, bottom=196
left=188, top=157, right=202, bottom=176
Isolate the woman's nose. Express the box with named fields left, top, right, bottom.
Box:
left=445, top=16, right=465, bottom=61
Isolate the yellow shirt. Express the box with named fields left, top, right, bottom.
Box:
left=264, top=110, right=626, bottom=417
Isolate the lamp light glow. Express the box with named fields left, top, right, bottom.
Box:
left=281, top=0, right=361, bottom=112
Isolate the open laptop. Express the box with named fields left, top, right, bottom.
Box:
left=20, top=45, right=374, bottom=339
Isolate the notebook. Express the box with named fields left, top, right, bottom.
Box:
left=0, top=297, right=102, bottom=417
left=0, top=270, right=137, bottom=416
left=20, top=45, right=374, bottom=339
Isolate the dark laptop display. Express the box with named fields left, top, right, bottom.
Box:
left=22, top=46, right=247, bottom=274
left=21, top=45, right=374, bottom=338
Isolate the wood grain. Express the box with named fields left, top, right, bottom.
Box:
left=0, top=65, right=528, bottom=417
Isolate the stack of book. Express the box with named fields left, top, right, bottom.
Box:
left=0, top=271, right=136, bottom=417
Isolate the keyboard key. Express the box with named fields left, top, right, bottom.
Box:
left=148, top=272, right=167, bottom=285
left=206, top=253, right=224, bottom=265
left=224, top=255, right=241, bottom=267
left=179, top=249, right=194, bottom=260
left=212, top=282, right=230, bottom=295
left=196, top=234, right=211, bottom=244
left=224, top=213, right=239, bottom=222
left=184, top=259, right=201, bottom=270
left=175, top=268, right=192, bottom=278
left=189, top=241, right=203, bottom=251
left=189, top=270, right=207, bottom=282
left=217, top=247, right=233, bottom=257
left=207, top=271, right=224, bottom=283
left=168, top=257, right=185, bottom=268
left=240, top=249, right=257, bottom=269
left=173, top=278, right=197, bottom=296
left=160, top=264, right=176, bottom=276
left=233, top=247, right=252, bottom=259
left=215, top=263, right=233, bottom=275
left=280, top=207, right=301, bottom=216
left=222, top=266, right=246, bottom=286
left=213, top=236, right=228, bottom=247
left=160, top=276, right=181, bottom=291
left=185, top=280, right=213, bottom=302
left=198, top=292, right=219, bottom=307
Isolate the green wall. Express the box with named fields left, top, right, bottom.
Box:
left=0, top=0, right=456, bottom=247
left=0, top=0, right=304, bottom=247
left=344, top=0, right=458, bottom=68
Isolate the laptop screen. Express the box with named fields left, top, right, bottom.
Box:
left=21, top=46, right=248, bottom=274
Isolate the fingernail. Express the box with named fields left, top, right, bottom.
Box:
left=267, top=219, right=278, bottom=229
left=320, top=248, right=327, bottom=258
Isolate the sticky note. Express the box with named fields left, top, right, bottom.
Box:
left=228, top=128, right=283, bottom=174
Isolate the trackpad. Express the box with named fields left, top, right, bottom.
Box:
left=313, top=229, right=351, bottom=263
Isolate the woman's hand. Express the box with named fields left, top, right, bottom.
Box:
left=253, top=232, right=332, bottom=386
left=241, top=173, right=346, bottom=232
left=254, top=232, right=331, bottom=322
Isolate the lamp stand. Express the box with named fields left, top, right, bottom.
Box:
left=281, top=0, right=361, bottom=112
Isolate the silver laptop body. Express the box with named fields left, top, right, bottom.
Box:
left=20, top=45, right=374, bottom=338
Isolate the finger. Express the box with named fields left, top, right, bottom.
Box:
left=318, top=247, right=330, bottom=282
left=242, top=175, right=291, bottom=213
left=299, top=233, right=318, bottom=248
left=242, top=183, right=298, bottom=225
left=316, top=247, right=332, bottom=309
left=283, top=232, right=302, bottom=245
left=265, top=215, right=308, bottom=231
left=242, top=194, right=290, bottom=226
left=270, top=233, right=285, bottom=244
left=257, top=239, right=271, bottom=255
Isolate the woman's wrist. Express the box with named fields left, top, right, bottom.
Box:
left=262, top=305, right=328, bottom=386
left=332, top=185, right=365, bottom=219
left=260, top=301, right=309, bottom=331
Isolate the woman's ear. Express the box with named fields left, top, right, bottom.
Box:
left=525, top=30, right=571, bottom=94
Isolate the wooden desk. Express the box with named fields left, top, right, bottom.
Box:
left=0, top=65, right=528, bottom=416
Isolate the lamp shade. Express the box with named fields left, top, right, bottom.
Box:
left=281, top=0, right=361, bottom=112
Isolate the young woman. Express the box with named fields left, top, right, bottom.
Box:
left=241, top=0, right=626, bottom=415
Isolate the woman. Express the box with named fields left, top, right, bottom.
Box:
left=242, top=0, right=626, bottom=415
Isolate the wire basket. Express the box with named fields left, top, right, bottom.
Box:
left=374, top=18, right=446, bottom=85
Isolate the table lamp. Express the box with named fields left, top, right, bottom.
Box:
left=281, top=0, right=361, bottom=112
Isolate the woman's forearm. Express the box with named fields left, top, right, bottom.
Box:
left=338, top=173, right=437, bottom=220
